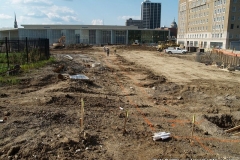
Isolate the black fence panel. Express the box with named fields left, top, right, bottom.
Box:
left=0, top=37, right=49, bottom=75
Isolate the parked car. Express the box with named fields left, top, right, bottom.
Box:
left=165, top=47, right=187, bottom=54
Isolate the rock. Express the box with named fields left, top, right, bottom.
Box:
left=57, top=134, right=62, bottom=138
left=4, top=111, right=10, bottom=116
left=153, top=100, right=158, bottom=105
left=0, top=94, right=8, bottom=98
left=1, top=155, right=6, bottom=159
left=7, top=146, right=20, bottom=156
left=177, top=96, right=183, bottom=100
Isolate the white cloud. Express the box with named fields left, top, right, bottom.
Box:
left=118, top=16, right=141, bottom=20
left=10, top=0, right=52, bottom=5
left=91, top=19, right=103, bottom=25
left=49, top=5, right=75, bottom=14
left=4, top=0, right=82, bottom=25
left=18, top=16, right=31, bottom=24
left=0, top=14, right=12, bottom=19
left=41, top=5, right=80, bottom=23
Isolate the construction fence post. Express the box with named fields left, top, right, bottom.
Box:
left=5, top=37, right=9, bottom=69
left=26, top=37, right=28, bottom=63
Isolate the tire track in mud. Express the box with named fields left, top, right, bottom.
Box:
left=99, top=54, right=212, bottom=153
left=98, top=52, right=240, bottom=158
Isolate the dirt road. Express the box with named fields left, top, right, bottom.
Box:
left=0, top=47, right=240, bottom=159
left=120, top=50, right=240, bottom=84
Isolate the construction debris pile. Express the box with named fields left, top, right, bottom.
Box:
left=195, top=49, right=240, bottom=71
left=66, top=44, right=93, bottom=50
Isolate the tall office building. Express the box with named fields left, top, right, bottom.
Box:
left=141, top=0, right=161, bottom=29
left=178, top=0, right=240, bottom=50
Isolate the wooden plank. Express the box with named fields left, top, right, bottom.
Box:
left=225, top=125, right=240, bottom=133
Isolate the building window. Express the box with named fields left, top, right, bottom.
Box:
left=233, top=0, right=237, bottom=3
left=237, top=25, right=239, bottom=28
left=231, top=16, right=235, bottom=21
left=231, top=24, right=234, bottom=29
left=232, top=6, right=236, bottom=12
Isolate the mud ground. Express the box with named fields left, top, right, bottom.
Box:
left=0, top=46, right=240, bottom=159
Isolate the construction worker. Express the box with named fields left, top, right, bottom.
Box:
left=106, top=48, right=109, bottom=56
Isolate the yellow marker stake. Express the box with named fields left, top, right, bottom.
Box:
left=81, top=98, right=85, bottom=114
left=123, top=110, right=128, bottom=134
left=191, top=115, right=195, bottom=142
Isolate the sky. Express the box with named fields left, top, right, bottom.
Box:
left=0, top=0, right=178, bottom=28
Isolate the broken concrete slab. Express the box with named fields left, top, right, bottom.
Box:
left=69, top=74, right=89, bottom=80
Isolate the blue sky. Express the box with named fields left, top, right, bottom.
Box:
left=0, top=0, right=178, bottom=28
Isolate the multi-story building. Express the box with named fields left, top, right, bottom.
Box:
left=156, top=19, right=178, bottom=42
left=125, top=18, right=143, bottom=28
left=141, top=0, right=161, bottom=29
left=177, top=0, right=240, bottom=50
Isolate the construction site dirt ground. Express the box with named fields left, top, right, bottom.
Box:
left=1, top=46, right=240, bottom=159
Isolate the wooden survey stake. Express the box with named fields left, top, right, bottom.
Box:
left=80, top=98, right=84, bottom=133
left=191, top=115, right=195, bottom=141
left=123, top=110, right=129, bottom=134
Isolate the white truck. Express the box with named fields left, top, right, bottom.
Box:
left=165, top=47, right=187, bottom=54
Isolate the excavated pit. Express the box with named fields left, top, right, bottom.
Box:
left=204, top=114, right=236, bottom=129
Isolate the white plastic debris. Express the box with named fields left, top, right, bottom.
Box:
left=152, top=132, right=171, bottom=141
left=92, top=63, right=101, bottom=68
left=0, top=120, right=4, bottom=123
left=69, top=74, right=89, bottom=80
left=75, top=149, right=81, bottom=153
left=119, top=107, right=124, bottom=110
left=63, top=55, right=73, bottom=60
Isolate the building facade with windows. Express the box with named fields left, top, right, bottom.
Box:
left=125, top=18, right=143, bottom=28
left=177, top=0, right=240, bottom=50
left=141, top=0, right=161, bottom=29
left=0, top=25, right=169, bottom=46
